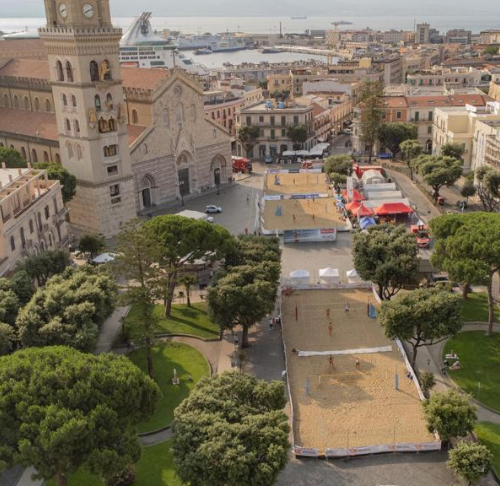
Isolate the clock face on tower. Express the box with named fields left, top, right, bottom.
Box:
left=82, top=3, right=95, bottom=18
left=58, top=3, right=68, bottom=17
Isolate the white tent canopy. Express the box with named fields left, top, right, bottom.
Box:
left=346, top=269, right=363, bottom=283
left=290, top=269, right=310, bottom=285
left=319, top=267, right=340, bottom=284
left=362, top=170, right=385, bottom=185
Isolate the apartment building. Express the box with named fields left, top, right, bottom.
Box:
left=0, top=166, right=69, bottom=276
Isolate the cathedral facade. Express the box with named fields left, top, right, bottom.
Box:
left=0, top=0, right=231, bottom=238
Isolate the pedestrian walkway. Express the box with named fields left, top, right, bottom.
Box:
left=95, top=305, right=130, bottom=354
left=415, top=322, right=500, bottom=425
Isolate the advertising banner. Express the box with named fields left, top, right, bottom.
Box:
left=284, top=228, right=337, bottom=244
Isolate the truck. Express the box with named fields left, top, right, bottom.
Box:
left=232, top=156, right=252, bottom=173
left=411, top=224, right=431, bottom=248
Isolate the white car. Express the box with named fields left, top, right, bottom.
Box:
left=205, top=205, right=222, bottom=214
left=205, top=216, right=215, bottom=223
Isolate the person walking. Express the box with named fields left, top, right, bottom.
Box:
left=355, top=357, right=360, bottom=370
left=344, top=303, right=350, bottom=313
left=326, top=308, right=331, bottom=319
left=328, top=322, right=333, bottom=337
left=329, top=355, right=334, bottom=369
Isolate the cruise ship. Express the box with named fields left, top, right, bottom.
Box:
left=119, top=13, right=208, bottom=75
left=175, top=34, right=246, bottom=52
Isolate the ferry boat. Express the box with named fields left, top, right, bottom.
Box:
left=291, top=16, right=307, bottom=19
left=259, top=47, right=281, bottom=54
left=194, top=48, right=212, bottom=55
left=176, top=34, right=246, bottom=52
left=119, top=12, right=208, bottom=74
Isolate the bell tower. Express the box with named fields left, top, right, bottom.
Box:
left=39, top=0, right=136, bottom=238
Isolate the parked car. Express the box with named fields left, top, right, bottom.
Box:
left=205, top=205, right=222, bottom=214
left=264, top=156, right=273, bottom=164
left=205, top=216, right=215, bottom=223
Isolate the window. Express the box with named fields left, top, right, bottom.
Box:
left=259, top=115, right=264, bottom=123
left=106, top=165, right=119, bottom=176
left=271, top=129, right=275, bottom=140
left=45, top=99, right=51, bottom=112
left=29, top=219, right=34, bottom=234
left=44, top=205, right=50, bottom=219
left=101, top=60, right=112, bottom=81
left=281, top=129, right=286, bottom=137
left=3, top=93, right=9, bottom=108
left=281, top=115, right=286, bottom=126
left=213, top=129, right=217, bottom=139
left=131, top=109, right=138, bottom=124
left=211, top=112, right=215, bottom=119
left=428, top=126, right=432, bottom=134
left=246, top=116, right=251, bottom=126
left=56, top=60, right=64, bottom=81
left=76, top=144, right=83, bottom=160
left=270, top=116, right=275, bottom=126
left=13, top=95, right=19, bottom=109
left=62, top=94, right=68, bottom=107
left=31, top=149, right=38, bottom=163
left=110, top=184, right=120, bottom=197
left=20, top=228, right=26, bottom=248
left=24, top=97, right=29, bottom=110
left=43, top=151, right=49, bottom=162
left=414, top=111, right=419, bottom=121
left=176, top=104, right=184, bottom=126
left=65, top=61, right=73, bottom=82
left=293, top=115, right=299, bottom=125
left=163, top=108, right=169, bottom=126
left=90, top=61, right=99, bottom=82
left=428, top=111, right=433, bottom=121
left=74, top=120, right=80, bottom=135
left=21, top=147, right=27, bottom=159
left=222, top=109, right=226, bottom=119
left=67, top=143, right=74, bottom=158
left=65, top=118, right=71, bottom=134
left=55, top=153, right=61, bottom=164
left=10, top=236, right=15, bottom=252
left=106, top=93, right=113, bottom=109
left=71, top=95, right=77, bottom=108
left=37, top=212, right=42, bottom=230
left=104, top=145, right=118, bottom=157
left=396, top=111, right=402, bottom=119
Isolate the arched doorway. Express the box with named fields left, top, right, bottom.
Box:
left=210, top=154, right=227, bottom=186
left=426, top=139, right=432, bottom=153
left=140, top=175, right=156, bottom=209
left=176, top=152, right=193, bottom=204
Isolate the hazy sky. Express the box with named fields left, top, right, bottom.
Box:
left=7, top=0, right=500, bottom=17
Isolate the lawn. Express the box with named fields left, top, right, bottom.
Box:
left=124, top=302, right=220, bottom=340
left=444, top=331, right=500, bottom=412
left=460, top=292, right=499, bottom=322
left=476, top=422, right=500, bottom=474
left=129, top=341, right=210, bottom=433
left=46, top=440, right=184, bottom=486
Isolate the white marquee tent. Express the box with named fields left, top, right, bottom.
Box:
left=319, top=267, right=340, bottom=284
left=290, top=269, right=310, bottom=285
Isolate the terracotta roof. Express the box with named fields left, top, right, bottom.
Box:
left=127, top=124, right=147, bottom=145
left=0, top=39, right=46, bottom=61
left=312, top=103, right=328, bottom=117
left=120, top=67, right=169, bottom=91
left=0, top=59, right=50, bottom=80
left=406, top=94, right=491, bottom=107
left=0, top=59, right=170, bottom=92
left=0, top=107, right=58, bottom=141
left=383, top=97, right=409, bottom=108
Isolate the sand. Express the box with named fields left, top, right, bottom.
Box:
left=282, top=289, right=436, bottom=452
left=263, top=198, right=347, bottom=231
left=265, top=172, right=330, bottom=195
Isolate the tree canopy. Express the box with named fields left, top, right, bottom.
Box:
left=15, top=249, right=70, bottom=287
left=114, top=220, right=164, bottom=378
left=286, top=125, right=309, bottom=149
left=430, top=212, right=500, bottom=335
left=225, top=234, right=281, bottom=268
left=34, top=162, right=77, bottom=203
left=474, top=166, right=500, bottom=212
left=400, top=139, right=422, bottom=180
left=173, top=372, right=289, bottom=486
left=78, top=234, right=105, bottom=261
left=208, top=262, right=279, bottom=346
left=379, top=288, right=462, bottom=366
left=353, top=224, right=418, bottom=300
left=145, top=216, right=232, bottom=317
left=440, top=143, right=465, bottom=160
left=324, top=154, right=352, bottom=178
left=447, top=441, right=493, bottom=485
left=414, top=155, right=462, bottom=199
left=423, top=389, right=477, bottom=441
left=0, top=147, right=27, bottom=168
left=0, top=346, right=160, bottom=486
left=377, top=122, right=418, bottom=158
left=16, top=267, right=117, bottom=351
left=0, top=323, right=14, bottom=356
left=238, top=125, right=260, bottom=156
left=360, top=82, right=385, bottom=162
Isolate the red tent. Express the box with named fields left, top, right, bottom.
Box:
left=375, top=203, right=413, bottom=215
left=345, top=201, right=361, bottom=212
left=352, top=189, right=366, bottom=202
left=355, top=205, right=375, bottom=217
